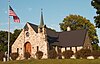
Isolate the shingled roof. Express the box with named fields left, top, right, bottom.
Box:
left=25, top=22, right=87, bottom=47
left=24, top=22, right=38, bottom=33
left=52, top=29, right=87, bottom=47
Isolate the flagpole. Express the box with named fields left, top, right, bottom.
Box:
left=8, top=0, right=10, bottom=61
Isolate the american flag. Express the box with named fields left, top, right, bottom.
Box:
left=9, top=5, right=20, bottom=23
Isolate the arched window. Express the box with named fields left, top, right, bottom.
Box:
left=37, top=46, right=39, bottom=52
left=17, top=48, right=19, bottom=53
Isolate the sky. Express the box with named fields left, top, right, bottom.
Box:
left=0, top=0, right=100, bottom=45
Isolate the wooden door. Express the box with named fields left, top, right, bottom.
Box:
left=24, top=42, right=31, bottom=54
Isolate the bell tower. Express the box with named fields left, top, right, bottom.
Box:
left=38, top=9, right=46, bottom=34
left=37, top=9, right=48, bottom=59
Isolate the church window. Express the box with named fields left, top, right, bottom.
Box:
left=37, top=46, right=39, bottom=52
left=26, top=32, right=29, bottom=37
left=17, top=48, right=19, bottom=53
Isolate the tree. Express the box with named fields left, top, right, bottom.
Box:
left=0, top=31, right=9, bottom=52
left=91, top=0, right=100, bottom=28
left=0, top=29, right=22, bottom=52
left=59, top=15, right=99, bottom=50
left=10, top=29, right=22, bottom=46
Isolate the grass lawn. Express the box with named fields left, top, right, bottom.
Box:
left=0, top=59, right=100, bottom=64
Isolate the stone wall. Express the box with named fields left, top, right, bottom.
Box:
left=12, top=29, right=25, bottom=57
left=12, top=23, right=49, bottom=60
left=83, top=32, right=92, bottom=50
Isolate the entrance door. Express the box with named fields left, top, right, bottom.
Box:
left=24, top=42, right=31, bottom=55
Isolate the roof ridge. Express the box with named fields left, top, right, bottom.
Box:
left=26, top=22, right=38, bottom=33
left=57, top=29, right=87, bottom=33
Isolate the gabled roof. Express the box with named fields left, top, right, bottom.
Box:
left=46, top=28, right=58, bottom=37
left=24, top=22, right=88, bottom=47
left=52, top=29, right=87, bottom=47
left=25, top=22, right=38, bottom=33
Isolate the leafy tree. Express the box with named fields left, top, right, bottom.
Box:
left=91, top=0, right=100, bottom=28
left=92, top=43, right=99, bottom=50
left=59, top=15, right=99, bottom=50
left=0, top=29, right=22, bottom=52
left=0, top=31, right=9, bottom=52
left=10, top=29, right=22, bottom=46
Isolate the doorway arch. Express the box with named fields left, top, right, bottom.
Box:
left=24, top=42, right=31, bottom=55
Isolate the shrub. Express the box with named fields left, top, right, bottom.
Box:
left=35, top=51, right=43, bottom=59
left=91, top=50, right=100, bottom=59
left=62, top=50, right=74, bottom=59
left=58, top=53, right=62, bottom=59
left=48, top=49, right=57, bottom=59
left=24, top=52, right=31, bottom=59
left=10, top=52, right=19, bottom=60
left=0, top=51, right=5, bottom=61
left=75, top=49, right=91, bottom=59
left=75, top=51, right=81, bottom=59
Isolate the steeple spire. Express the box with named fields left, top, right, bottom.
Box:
left=39, top=9, right=44, bottom=27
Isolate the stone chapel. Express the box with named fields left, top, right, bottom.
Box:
left=12, top=10, right=92, bottom=60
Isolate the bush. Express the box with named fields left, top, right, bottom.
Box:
left=10, top=52, right=19, bottom=60
left=35, top=51, right=43, bottom=59
left=91, top=50, right=100, bottom=59
left=24, top=52, right=31, bottom=59
left=48, top=49, right=57, bottom=59
left=75, top=49, right=91, bottom=59
left=58, top=53, right=62, bottom=59
left=75, top=51, right=81, bottom=59
left=62, top=50, right=74, bottom=59
left=0, top=51, right=5, bottom=61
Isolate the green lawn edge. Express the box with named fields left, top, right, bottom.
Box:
left=0, top=59, right=100, bottom=64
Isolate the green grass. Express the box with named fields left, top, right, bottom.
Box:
left=0, top=59, right=100, bottom=64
